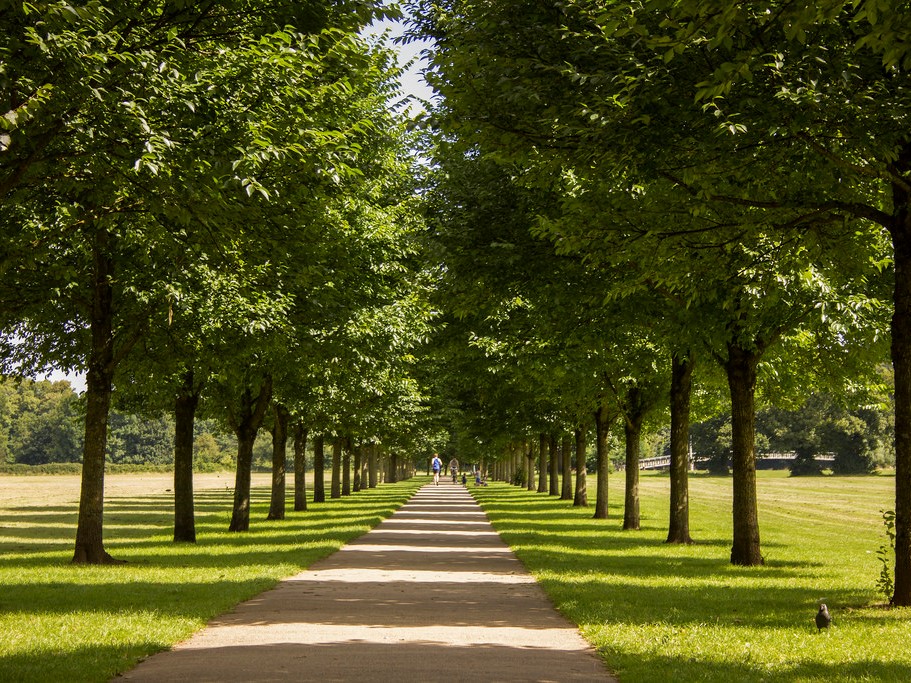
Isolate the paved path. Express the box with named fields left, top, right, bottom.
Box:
left=118, top=482, right=615, bottom=682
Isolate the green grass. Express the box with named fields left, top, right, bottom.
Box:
left=0, top=476, right=424, bottom=682
left=471, top=471, right=911, bottom=682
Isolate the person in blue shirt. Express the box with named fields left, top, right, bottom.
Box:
left=431, top=453, right=442, bottom=485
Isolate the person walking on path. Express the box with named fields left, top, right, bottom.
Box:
left=448, top=456, right=459, bottom=483
left=431, top=453, right=443, bottom=485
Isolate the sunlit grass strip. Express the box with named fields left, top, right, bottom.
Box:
left=471, top=472, right=911, bottom=683
left=0, top=477, right=424, bottom=682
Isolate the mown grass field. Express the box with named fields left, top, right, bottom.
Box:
left=472, top=471, right=911, bottom=682
left=0, top=473, right=423, bottom=682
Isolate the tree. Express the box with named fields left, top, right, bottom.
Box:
left=1, top=2, right=400, bottom=560
left=410, top=0, right=892, bottom=570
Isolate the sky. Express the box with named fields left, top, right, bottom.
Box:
left=366, top=15, right=435, bottom=112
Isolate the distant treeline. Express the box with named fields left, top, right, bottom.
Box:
left=4, top=376, right=893, bottom=477
left=0, top=377, right=260, bottom=471
left=687, top=394, right=894, bottom=475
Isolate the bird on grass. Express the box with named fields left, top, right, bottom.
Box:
left=816, top=604, right=831, bottom=632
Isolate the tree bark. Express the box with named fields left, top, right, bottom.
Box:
left=293, top=422, right=308, bottom=511
left=594, top=405, right=611, bottom=519
left=526, top=440, right=535, bottom=491
left=368, top=443, right=378, bottom=488
left=389, top=451, right=399, bottom=483
left=353, top=445, right=362, bottom=492
left=228, top=377, right=273, bottom=532
left=549, top=434, right=559, bottom=496
left=173, top=369, right=201, bottom=543
left=561, top=433, right=573, bottom=500
left=623, top=387, right=644, bottom=531
left=574, top=426, right=588, bottom=507
left=267, top=403, right=289, bottom=520
left=312, top=434, right=325, bottom=503
left=537, top=432, right=548, bottom=493
left=331, top=436, right=342, bottom=499
left=342, top=438, right=351, bottom=496
left=73, top=231, right=120, bottom=564
left=667, top=352, right=694, bottom=544
left=890, top=154, right=911, bottom=605
left=726, top=343, right=763, bottom=565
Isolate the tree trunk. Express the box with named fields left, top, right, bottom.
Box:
left=228, top=378, right=273, bottom=532
left=891, top=158, right=911, bottom=605
left=726, top=343, right=763, bottom=565
left=537, top=432, right=548, bottom=493
left=312, top=435, right=325, bottom=503
left=331, top=436, right=342, bottom=499
left=230, top=429, right=255, bottom=532
left=667, top=352, right=694, bottom=544
left=574, top=426, right=588, bottom=507
left=73, top=232, right=120, bottom=564
left=389, top=452, right=399, bottom=483
left=594, top=405, right=611, bottom=519
left=173, top=369, right=201, bottom=543
left=623, top=387, right=644, bottom=531
left=267, top=403, right=289, bottom=520
left=368, top=443, right=378, bottom=488
left=293, top=422, right=308, bottom=512
left=526, top=440, right=535, bottom=491
left=342, top=438, right=351, bottom=496
left=561, top=433, right=573, bottom=500
left=353, top=445, right=362, bottom=492
left=549, top=435, right=559, bottom=496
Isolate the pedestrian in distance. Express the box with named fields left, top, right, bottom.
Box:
left=449, top=457, right=459, bottom=483
left=431, top=453, right=442, bottom=485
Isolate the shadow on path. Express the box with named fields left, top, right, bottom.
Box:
left=117, top=482, right=615, bottom=682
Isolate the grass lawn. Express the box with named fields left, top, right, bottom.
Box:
left=471, top=471, right=911, bottom=682
left=0, top=473, right=423, bottom=682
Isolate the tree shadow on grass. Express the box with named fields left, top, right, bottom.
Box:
left=606, top=650, right=911, bottom=683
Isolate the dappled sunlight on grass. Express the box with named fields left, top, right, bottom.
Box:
left=0, top=475, right=424, bottom=682
left=471, top=473, right=911, bottom=682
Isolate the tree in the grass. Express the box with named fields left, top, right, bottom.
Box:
left=409, top=0, right=894, bottom=569
left=0, top=1, right=399, bottom=561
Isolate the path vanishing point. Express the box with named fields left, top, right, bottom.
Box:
left=117, top=481, right=615, bottom=682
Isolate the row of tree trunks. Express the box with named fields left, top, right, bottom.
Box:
left=251, top=428, right=402, bottom=527
left=484, top=354, right=696, bottom=551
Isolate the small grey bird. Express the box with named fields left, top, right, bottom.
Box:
left=816, top=604, right=831, bottom=631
